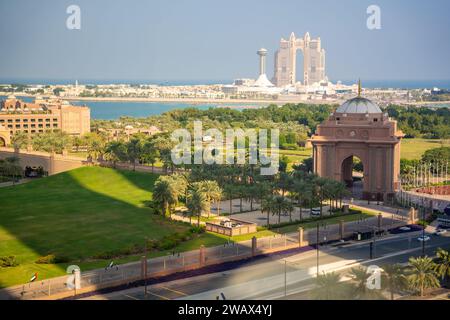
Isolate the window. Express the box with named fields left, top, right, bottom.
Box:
left=38, top=119, right=43, bottom=122
left=45, top=119, right=50, bottom=122
left=23, top=119, right=28, bottom=122
left=7, top=119, right=12, bottom=123
left=31, top=119, right=36, bottom=122
left=38, top=130, right=43, bottom=133
left=46, top=124, right=50, bottom=128
left=8, top=125, right=13, bottom=128
left=15, top=119, right=20, bottom=122
left=38, top=124, right=43, bottom=128
left=23, top=124, right=28, bottom=128
left=373, top=118, right=378, bottom=122
left=31, top=124, right=35, bottom=128
left=15, top=124, right=20, bottom=128
left=53, top=118, right=58, bottom=122
left=0, top=119, right=4, bottom=123
left=53, top=124, right=58, bottom=128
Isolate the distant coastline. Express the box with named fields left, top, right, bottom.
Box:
left=62, top=96, right=340, bottom=105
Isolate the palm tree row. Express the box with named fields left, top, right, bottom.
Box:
left=153, top=173, right=223, bottom=227
left=312, top=249, right=450, bottom=300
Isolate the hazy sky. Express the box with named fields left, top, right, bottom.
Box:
left=1, top=0, right=449, bottom=82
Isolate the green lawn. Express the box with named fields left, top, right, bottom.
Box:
left=401, top=139, right=449, bottom=160
left=0, top=166, right=226, bottom=288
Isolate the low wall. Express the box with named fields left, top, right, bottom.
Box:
left=0, top=147, right=87, bottom=175
left=413, top=185, right=450, bottom=196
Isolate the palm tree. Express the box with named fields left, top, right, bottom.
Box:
left=315, top=177, right=329, bottom=217
left=292, top=179, right=308, bottom=221
left=193, top=180, right=221, bottom=217
left=381, top=264, right=408, bottom=300
left=275, top=195, right=293, bottom=224
left=434, top=248, right=450, bottom=286
left=310, top=272, right=349, bottom=300
left=261, top=196, right=276, bottom=228
left=187, top=189, right=208, bottom=227
left=223, top=184, right=235, bottom=215
left=11, top=131, right=29, bottom=150
left=126, top=137, right=144, bottom=171
left=407, top=256, right=440, bottom=297
left=104, top=141, right=127, bottom=168
left=142, top=139, right=159, bottom=173
left=153, top=178, right=177, bottom=218
left=350, top=267, right=384, bottom=300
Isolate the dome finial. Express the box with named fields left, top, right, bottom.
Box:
left=358, top=79, right=362, bottom=97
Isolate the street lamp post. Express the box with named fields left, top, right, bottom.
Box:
left=284, top=260, right=287, bottom=297
left=316, top=223, right=320, bottom=277
left=421, top=205, right=426, bottom=257
left=144, top=236, right=148, bottom=297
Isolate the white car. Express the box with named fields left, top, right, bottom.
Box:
left=399, top=226, right=411, bottom=231
left=310, top=209, right=321, bottom=216
left=435, top=229, right=448, bottom=236
left=417, top=236, right=431, bottom=242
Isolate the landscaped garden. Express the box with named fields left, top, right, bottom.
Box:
left=0, top=166, right=228, bottom=288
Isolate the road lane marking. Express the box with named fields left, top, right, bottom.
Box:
left=159, top=286, right=187, bottom=296
left=145, top=291, right=170, bottom=300
left=124, top=294, right=140, bottom=300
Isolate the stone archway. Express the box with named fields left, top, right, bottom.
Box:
left=310, top=94, right=404, bottom=201
left=0, top=136, right=6, bottom=147
left=340, top=155, right=367, bottom=199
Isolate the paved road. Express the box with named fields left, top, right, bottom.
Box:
left=82, top=231, right=450, bottom=300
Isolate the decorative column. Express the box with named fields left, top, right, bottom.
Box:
left=251, top=236, right=257, bottom=257
left=199, top=245, right=205, bottom=266
left=298, top=227, right=304, bottom=247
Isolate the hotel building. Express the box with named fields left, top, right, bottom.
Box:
left=0, top=96, right=90, bottom=147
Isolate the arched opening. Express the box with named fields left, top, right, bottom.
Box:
left=295, top=50, right=304, bottom=85
left=0, top=137, right=6, bottom=147
left=341, top=155, right=364, bottom=199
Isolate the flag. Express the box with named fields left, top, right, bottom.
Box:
left=30, top=272, right=38, bottom=282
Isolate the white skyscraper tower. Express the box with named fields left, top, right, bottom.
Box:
left=254, top=48, right=274, bottom=87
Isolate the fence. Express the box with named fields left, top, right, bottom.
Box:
left=0, top=214, right=408, bottom=300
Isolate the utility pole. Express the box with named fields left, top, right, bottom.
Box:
left=316, top=223, right=320, bottom=277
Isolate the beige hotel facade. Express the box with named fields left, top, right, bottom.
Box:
left=0, top=96, right=90, bottom=147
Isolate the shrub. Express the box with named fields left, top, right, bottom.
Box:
left=0, top=256, right=19, bottom=267
left=189, top=226, right=205, bottom=234
left=36, top=254, right=70, bottom=264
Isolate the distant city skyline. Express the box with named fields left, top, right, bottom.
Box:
left=1, top=0, right=450, bottom=83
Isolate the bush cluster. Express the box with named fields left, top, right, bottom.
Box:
left=35, top=254, right=71, bottom=264
left=0, top=256, right=19, bottom=267
left=90, top=227, right=205, bottom=260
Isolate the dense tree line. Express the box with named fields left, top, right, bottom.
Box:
left=385, top=105, right=450, bottom=139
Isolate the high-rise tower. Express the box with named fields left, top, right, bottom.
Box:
left=272, top=32, right=326, bottom=87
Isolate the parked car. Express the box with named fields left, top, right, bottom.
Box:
left=310, top=209, right=321, bottom=216
left=435, top=229, right=447, bottom=236
left=417, top=236, right=431, bottom=242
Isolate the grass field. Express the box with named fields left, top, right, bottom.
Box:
left=0, top=166, right=226, bottom=288
left=400, top=139, right=449, bottom=160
